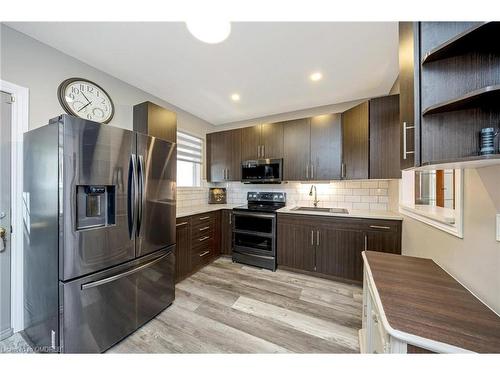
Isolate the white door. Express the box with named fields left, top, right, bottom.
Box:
left=0, top=91, right=12, bottom=340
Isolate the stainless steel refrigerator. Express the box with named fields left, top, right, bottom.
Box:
left=23, top=115, right=176, bottom=353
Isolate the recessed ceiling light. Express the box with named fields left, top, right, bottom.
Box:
left=186, top=20, right=231, bottom=44
left=310, top=72, right=323, bottom=82
left=231, top=93, right=240, bottom=102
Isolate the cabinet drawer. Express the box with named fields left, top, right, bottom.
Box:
left=192, top=232, right=214, bottom=248
left=192, top=243, right=215, bottom=268
left=360, top=220, right=400, bottom=233
left=191, top=212, right=216, bottom=229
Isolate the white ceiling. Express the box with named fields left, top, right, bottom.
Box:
left=7, top=22, right=399, bottom=125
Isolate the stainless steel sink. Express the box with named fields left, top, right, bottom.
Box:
left=290, top=206, right=349, bottom=214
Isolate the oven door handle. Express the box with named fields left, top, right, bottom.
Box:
left=232, top=211, right=276, bottom=219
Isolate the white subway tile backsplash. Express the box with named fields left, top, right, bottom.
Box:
left=177, top=179, right=397, bottom=212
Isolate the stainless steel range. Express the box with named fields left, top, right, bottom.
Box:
left=232, top=192, right=286, bottom=271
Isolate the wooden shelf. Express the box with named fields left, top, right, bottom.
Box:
left=421, top=22, right=500, bottom=64
left=410, top=154, right=500, bottom=171
left=422, top=85, right=500, bottom=116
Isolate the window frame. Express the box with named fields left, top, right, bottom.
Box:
left=399, top=168, right=464, bottom=238
left=176, top=130, right=204, bottom=188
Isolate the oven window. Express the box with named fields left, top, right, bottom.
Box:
left=234, top=233, right=273, bottom=252
left=242, top=163, right=280, bottom=180
left=234, top=215, right=273, bottom=233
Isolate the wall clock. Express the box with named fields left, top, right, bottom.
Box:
left=58, top=78, right=115, bottom=123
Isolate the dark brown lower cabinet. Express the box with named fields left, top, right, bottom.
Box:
left=277, top=219, right=315, bottom=272
left=277, top=214, right=402, bottom=283
left=175, top=211, right=221, bottom=283
left=220, top=210, right=233, bottom=256
left=175, top=218, right=191, bottom=282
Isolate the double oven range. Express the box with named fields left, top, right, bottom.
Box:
left=232, top=192, right=286, bottom=271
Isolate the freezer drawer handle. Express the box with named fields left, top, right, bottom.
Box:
left=80, top=253, right=168, bottom=290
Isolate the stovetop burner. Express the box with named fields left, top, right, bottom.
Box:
left=233, top=192, right=286, bottom=213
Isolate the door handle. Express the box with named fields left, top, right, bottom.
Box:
left=128, top=154, right=138, bottom=239
left=316, top=230, right=320, bottom=246
left=311, top=230, right=314, bottom=246
left=364, top=234, right=368, bottom=251
left=0, top=227, right=6, bottom=252
left=137, top=155, right=146, bottom=236
left=403, top=122, right=415, bottom=160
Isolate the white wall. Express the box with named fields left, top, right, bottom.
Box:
left=0, top=24, right=215, bottom=138
left=401, top=166, right=500, bottom=314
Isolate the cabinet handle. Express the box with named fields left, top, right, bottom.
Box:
left=364, top=234, right=368, bottom=251
left=403, top=122, right=415, bottom=160
left=341, top=163, right=346, bottom=179
left=262, top=145, right=265, bottom=158
left=316, top=230, right=320, bottom=246
left=199, top=250, right=210, bottom=257
left=176, top=221, right=188, bottom=227
left=229, top=214, right=232, bottom=224
left=311, top=230, right=314, bottom=246
left=199, top=236, right=210, bottom=242
left=199, top=216, right=210, bottom=221
left=199, top=226, right=210, bottom=231
left=311, top=164, right=314, bottom=179
left=369, top=225, right=391, bottom=230
left=306, top=164, right=309, bottom=179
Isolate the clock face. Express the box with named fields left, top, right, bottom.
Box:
left=58, top=79, right=114, bottom=123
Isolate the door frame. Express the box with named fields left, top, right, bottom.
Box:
left=0, top=80, right=29, bottom=334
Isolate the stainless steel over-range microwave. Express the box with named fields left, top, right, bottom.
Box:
left=241, top=158, right=283, bottom=184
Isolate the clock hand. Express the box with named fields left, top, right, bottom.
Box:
left=81, top=92, right=91, bottom=104
left=78, top=101, right=92, bottom=112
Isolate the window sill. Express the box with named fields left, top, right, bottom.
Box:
left=399, top=204, right=463, bottom=238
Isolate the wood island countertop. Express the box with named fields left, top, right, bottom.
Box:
left=363, top=251, right=500, bottom=353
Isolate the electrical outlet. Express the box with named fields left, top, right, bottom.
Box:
left=497, top=214, right=500, bottom=242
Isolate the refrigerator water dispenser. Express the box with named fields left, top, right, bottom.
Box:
left=76, top=185, right=116, bottom=230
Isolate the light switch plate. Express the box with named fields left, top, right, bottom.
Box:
left=497, top=214, right=500, bottom=242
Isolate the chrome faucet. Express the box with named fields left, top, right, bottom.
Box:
left=309, top=185, right=319, bottom=207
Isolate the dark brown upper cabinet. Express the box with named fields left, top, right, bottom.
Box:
left=399, top=22, right=418, bottom=169
left=342, top=102, right=369, bottom=179
left=206, top=129, right=241, bottom=182
left=133, top=101, right=177, bottom=143
left=283, top=118, right=311, bottom=181
left=241, top=123, right=284, bottom=160
left=370, top=95, right=401, bottom=179
left=283, top=115, right=342, bottom=181
left=310, top=114, right=342, bottom=180
left=342, top=96, right=400, bottom=180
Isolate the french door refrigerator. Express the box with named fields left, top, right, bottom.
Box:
left=23, top=115, right=176, bottom=353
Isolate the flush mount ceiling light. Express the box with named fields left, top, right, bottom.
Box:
left=231, top=93, right=240, bottom=102
left=186, top=20, right=231, bottom=44
left=310, top=72, right=323, bottom=82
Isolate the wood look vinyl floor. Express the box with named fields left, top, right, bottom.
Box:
left=108, top=257, right=362, bottom=354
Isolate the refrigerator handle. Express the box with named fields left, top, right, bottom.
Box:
left=128, top=154, right=138, bottom=239
left=137, top=155, right=146, bottom=236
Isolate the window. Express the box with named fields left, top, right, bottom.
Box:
left=177, top=131, right=203, bottom=187
left=400, top=169, right=463, bottom=238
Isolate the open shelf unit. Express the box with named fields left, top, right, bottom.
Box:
left=422, top=85, right=500, bottom=116
left=421, top=22, right=500, bottom=64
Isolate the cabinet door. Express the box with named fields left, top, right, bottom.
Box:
left=283, top=118, right=311, bottom=181
left=220, top=210, right=233, bottom=256
left=316, top=227, right=364, bottom=282
left=342, top=102, right=369, bottom=180
left=277, top=220, right=315, bottom=272
left=175, top=219, right=191, bottom=282
left=369, top=95, right=401, bottom=179
left=207, top=129, right=242, bottom=182
left=226, top=128, right=242, bottom=181
left=207, top=131, right=228, bottom=182
left=399, top=22, right=416, bottom=169
left=364, top=230, right=401, bottom=255
left=240, top=125, right=261, bottom=161
left=310, top=114, right=342, bottom=180
left=261, top=122, right=284, bottom=159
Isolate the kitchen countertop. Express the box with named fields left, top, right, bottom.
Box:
left=177, top=204, right=403, bottom=220
left=176, top=204, right=241, bottom=218
left=363, top=251, right=500, bottom=353
left=277, top=206, right=403, bottom=221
